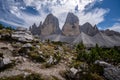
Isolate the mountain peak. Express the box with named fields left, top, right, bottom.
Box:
left=62, top=12, right=80, bottom=36
left=80, top=22, right=99, bottom=36
left=83, top=22, right=92, bottom=28
left=65, top=12, right=79, bottom=25
left=41, top=13, right=61, bottom=36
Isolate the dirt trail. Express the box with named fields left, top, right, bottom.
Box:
left=0, top=58, right=67, bottom=80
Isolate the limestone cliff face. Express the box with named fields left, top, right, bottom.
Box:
left=41, top=14, right=61, bottom=36
left=62, top=12, right=80, bottom=36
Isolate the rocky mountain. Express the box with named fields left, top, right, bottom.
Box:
left=101, top=29, right=120, bottom=36
left=29, top=12, right=120, bottom=47
left=80, top=22, right=99, bottom=36
left=29, top=14, right=61, bottom=36
left=41, top=14, right=61, bottom=36
left=29, top=22, right=41, bottom=35
left=62, top=12, right=80, bottom=36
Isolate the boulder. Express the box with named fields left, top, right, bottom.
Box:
left=12, top=27, right=34, bottom=42
left=22, top=43, right=33, bottom=48
left=94, top=60, right=120, bottom=80
left=104, top=67, right=120, bottom=80
left=0, top=58, right=12, bottom=69
left=70, top=67, right=78, bottom=75
left=47, top=56, right=55, bottom=65
left=94, top=60, right=113, bottom=68
left=3, top=58, right=12, bottom=65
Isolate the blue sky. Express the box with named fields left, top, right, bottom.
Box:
left=0, top=0, right=120, bottom=32
left=96, top=0, right=120, bottom=30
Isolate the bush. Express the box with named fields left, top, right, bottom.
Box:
left=0, top=24, right=4, bottom=29
left=75, top=42, right=88, bottom=61
left=28, top=52, right=45, bottom=62
left=89, top=64, right=104, bottom=75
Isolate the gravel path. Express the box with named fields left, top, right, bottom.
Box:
left=0, top=58, right=67, bottom=80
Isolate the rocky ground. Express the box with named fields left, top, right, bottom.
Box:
left=0, top=28, right=120, bottom=80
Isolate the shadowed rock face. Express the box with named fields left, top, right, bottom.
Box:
left=80, top=22, right=99, bottom=36
left=41, top=14, right=61, bottom=36
left=29, top=23, right=41, bottom=35
left=62, top=12, right=80, bottom=36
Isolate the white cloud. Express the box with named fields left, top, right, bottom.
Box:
left=0, top=19, right=23, bottom=27
left=117, top=19, right=120, bottom=22
left=76, top=8, right=109, bottom=26
left=108, top=23, right=120, bottom=32
left=1, top=0, right=108, bottom=29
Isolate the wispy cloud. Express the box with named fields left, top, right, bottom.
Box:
left=108, top=23, right=120, bottom=32
left=0, top=0, right=108, bottom=29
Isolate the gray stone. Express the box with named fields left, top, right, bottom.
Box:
left=36, top=45, right=40, bottom=49
left=94, top=60, right=112, bottom=68
left=70, top=67, right=78, bottom=75
left=47, top=56, right=54, bottom=64
left=3, top=58, right=12, bottom=65
left=22, top=43, right=33, bottom=48
left=12, top=27, right=34, bottom=42
left=104, top=67, right=120, bottom=80
left=0, top=58, right=12, bottom=68
left=47, top=56, right=57, bottom=65
left=94, top=60, right=120, bottom=80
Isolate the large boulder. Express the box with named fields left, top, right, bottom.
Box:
left=22, top=43, right=33, bottom=48
left=104, top=67, right=120, bottom=80
left=0, top=57, right=12, bottom=69
left=62, top=12, right=80, bottom=36
left=18, top=43, right=33, bottom=56
left=12, top=27, right=34, bottom=42
left=95, top=60, right=120, bottom=80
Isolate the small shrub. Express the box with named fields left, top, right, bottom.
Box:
left=89, top=64, right=104, bottom=75
left=28, top=52, right=45, bottom=62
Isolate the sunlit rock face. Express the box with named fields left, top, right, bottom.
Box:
left=41, top=14, right=61, bottom=36
left=62, top=12, right=80, bottom=36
